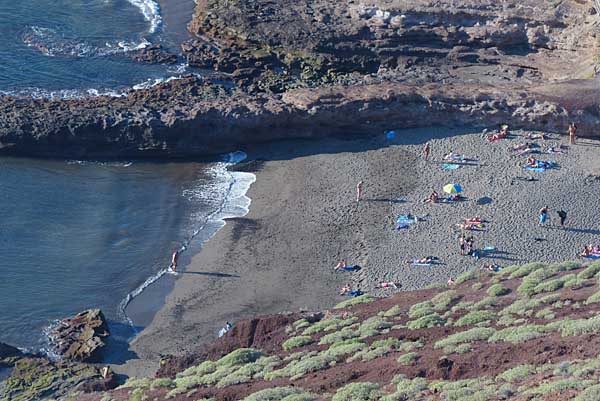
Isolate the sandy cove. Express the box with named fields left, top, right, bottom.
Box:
left=121, top=127, right=600, bottom=375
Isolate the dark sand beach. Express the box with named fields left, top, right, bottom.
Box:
left=116, top=127, right=600, bottom=376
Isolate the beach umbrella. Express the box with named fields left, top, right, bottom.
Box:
left=385, top=130, right=396, bottom=140
left=443, top=183, right=462, bottom=194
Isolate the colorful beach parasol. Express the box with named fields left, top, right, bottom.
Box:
left=443, top=183, right=462, bottom=194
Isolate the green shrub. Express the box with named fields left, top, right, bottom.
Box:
left=578, top=262, right=600, bottom=279
left=487, top=284, right=510, bottom=297
left=117, top=377, right=151, bottom=389
left=281, top=395, right=317, bottom=401
left=407, top=313, right=446, bottom=329
left=533, top=278, right=565, bottom=294
left=455, top=310, right=496, bottom=327
left=551, top=261, right=582, bottom=271
left=178, top=361, right=217, bottom=378
left=397, top=352, right=419, bottom=365
left=471, top=282, right=484, bottom=290
left=574, top=384, right=600, bottom=401
left=302, top=316, right=357, bottom=335
left=408, top=301, right=435, bottom=319
left=564, top=275, right=586, bottom=290
left=434, top=327, right=496, bottom=349
left=282, top=336, right=314, bottom=351
left=455, top=270, right=477, bottom=284
left=500, top=298, right=540, bottom=316
left=472, top=296, right=499, bottom=310
left=383, top=305, right=403, bottom=317
left=150, top=378, right=173, bottom=390
left=241, top=387, right=303, bottom=401
left=586, top=291, right=600, bottom=304
left=264, top=354, right=334, bottom=381
left=398, top=341, right=423, bottom=352
left=509, top=263, right=547, bottom=279
left=358, top=316, right=392, bottom=338
left=332, top=382, right=381, bottom=401
left=324, top=340, right=366, bottom=358
left=292, top=319, right=311, bottom=330
left=528, top=379, right=593, bottom=395
left=431, top=290, right=460, bottom=311
left=382, top=376, right=428, bottom=400
left=488, top=325, right=549, bottom=344
left=555, top=315, right=600, bottom=337
left=218, top=348, right=262, bottom=368
left=319, top=327, right=359, bottom=345
left=334, top=294, right=374, bottom=309
left=496, top=364, right=536, bottom=382
left=535, top=308, right=555, bottom=320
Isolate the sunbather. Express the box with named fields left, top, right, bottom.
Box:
left=526, top=155, right=537, bottom=167
left=447, top=277, right=455, bottom=286
left=339, top=283, right=352, bottom=295
left=525, top=133, right=548, bottom=140
left=465, top=217, right=485, bottom=224
left=456, top=222, right=485, bottom=231
left=443, top=151, right=462, bottom=161
left=334, top=259, right=347, bottom=270
left=513, top=142, right=532, bottom=151
left=581, top=245, right=592, bottom=257
left=423, top=191, right=439, bottom=203
left=377, top=281, right=400, bottom=289
left=411, top=257, right=434, bottom=265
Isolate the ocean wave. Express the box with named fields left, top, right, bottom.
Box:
left=0, top=86, right=127, bottom=100
left=22, top=26, right=152, bottom=59
left=118, top=152, right=256, bottom=335
left=126, top=0, right=162, bottom=33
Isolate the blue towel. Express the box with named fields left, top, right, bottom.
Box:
left=585, top=255, right=600, bottom=259
left=525, top=167, right=546, bottom=172
left=348, top=290, right=364, bottom=297
left=343, top=265, right=361, bottom=272
left=442, top=163, right=460, bottom=170
left=483, top=246, right=496, bottom=251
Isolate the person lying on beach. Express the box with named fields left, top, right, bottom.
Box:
left=377, top=281, right=400, bottom=289
left=339, top=283, right=352, bottom=295
left=464, top=217, right=485, bottom=224
left=526, top=155, right=537, bottom=167
left=443, top=151, right=463, bottom=161
left=444, top=193, right=463, bottom=202
left=447, top=277, right=455, bottom=286
left=410, top=257, right=435, bottom=265
left=480, top=264, right=501, bottom=272
left=546, top=145, right=564, bottom=154
left=525, top=133, right=548, bottom=140
left=581, top=245, right=593, bottom=257
left=423, top=191, right=439, bottom=203
left=515, top=147, right=536, bottom=157
left=513, top=143, right=533, bottom=151
left=456, top=222, right=486, bottom=231
left=334, top=259, right=347, bottom=270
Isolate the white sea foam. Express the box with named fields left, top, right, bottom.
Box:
left=126, top=0, right=162, bottom=33
left=118, top=152, right=257, bottom=334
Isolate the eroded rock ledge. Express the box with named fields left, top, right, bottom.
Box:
left=1, top=0, right=600, bottom=159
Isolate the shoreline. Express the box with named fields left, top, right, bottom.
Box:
left=116, top=127, right=600, bottom=377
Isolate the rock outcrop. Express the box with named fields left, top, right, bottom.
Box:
left=0, top=0, right=599, bottom=158
left=0, top=343, right=21, bottom=361
left=48, top=309, right=110, bottom=363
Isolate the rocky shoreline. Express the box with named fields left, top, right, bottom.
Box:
left=1, top=0, right=599, bottom=159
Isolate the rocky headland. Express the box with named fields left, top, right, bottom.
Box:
left=1, top=0, right=599, bottom=159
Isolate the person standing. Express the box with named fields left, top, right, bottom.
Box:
left=568, top=123, right=577, bottom=145
left=423, top=142, right=431, bottom=161
left=356, top=181, right=363, bottom=202
left=170, top=250, right=179, bottom=272
left=459, top=234, right=466, bottom=256
left=557, top=209, right=567, bottom=226
left=539, top=206, right=549, bottom=226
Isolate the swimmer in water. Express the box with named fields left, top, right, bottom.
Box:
left=170, top=250, right=179, bottom=272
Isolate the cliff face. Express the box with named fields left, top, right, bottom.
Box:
left=0, top=0, right=599, bottom=158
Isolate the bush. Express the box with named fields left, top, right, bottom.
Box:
left=303, top=316, right=357, bottom=335
left=264, top=354, right=334, bottom=381
left=487, top=284, right=510, bottom=297
left=500, top=298, right=540, bottom=316
left=282, top=336, right=314, bottom=351
left=455, top=310, right=496, bottom=327
left=332, top=382, right=381, bottom=401
left=471, top=282, right=484, bottom=290
left=533, top=278, right=565, bottom=294
left=586, top=291, right=600, bottom=305
left=431, top=290, right=460, bottom=311
left=178, top=360, right=217, bottom=378
left=383, top=305, right=403, bottom=317
left=574, top=384, right=600, bottom=401
left=455, top=270, right=477, bottom=284
left=324, top=340, right=366, bottom=358
left=292, top=319, right=311, bottom=330
left=381, top=376, right=428, bottom=400
left=150, top=378, right=173, bottom=390
left=496, top=364, right=536, bottom=382
left=555, top=315, right=600, bottom=337
left=551, top=261, right=582, bottom=271
left=358, top=316, right=392, bottom=338
left=528, top=379, right=594, bottom=395
left=578, top=262, right=600, bottom=279
left=509, top=263, right=547, bottom=279
left=334, top=295, right=374, bottom=310
left=218, top=348, right=262, bottom=367
left=397, top=352, right=419, bottom=365
left=472, top=296, right=499, bottom=311
left=241, top=387, right=303, bottom=401
left=281, top=395, right=317, bottom=401
left=407, top=313, right=446, bottom=329
left=319, top=327, right=359, bottom=345
left=408, top=301, right=436, bottom=319
left=434, top=327, right=496, bottom=349
left=488, top=325, right=549, bottom=344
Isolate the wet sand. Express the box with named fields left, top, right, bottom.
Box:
left=119, top=127, right=600, bottom=376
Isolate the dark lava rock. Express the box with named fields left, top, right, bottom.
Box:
left=131, top=44, right=178, bottom=65
left=0, top=343, right=22, bottom=360
left=48, top=309, right=110, bottom=363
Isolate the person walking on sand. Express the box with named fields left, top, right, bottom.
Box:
left=459, top=234, right=466, bottom=256
left=539, top=206, right=549, bottom=226
left=356, top=181, right=363, bottom=202
left=568, top=122, right=577, bottom=145
left=557, top=209, right=568, bottom=226
left=423, top=142, right=431, bottom=161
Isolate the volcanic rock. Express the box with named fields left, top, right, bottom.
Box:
left=48, top=309, right=110, bottom=363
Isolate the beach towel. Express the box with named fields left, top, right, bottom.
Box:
left=442, top=163, right=461, bottom=170
left=525, top=167, right=546, bottom=172
left=348, top=290, right=364, bottom=297
left=343, top=265, right=361, bottom=272
left=412, top=261, right=432, bottom=266
left=482, top=246, right=496, bottom=251
left=585, top=254, right=600, bottom=259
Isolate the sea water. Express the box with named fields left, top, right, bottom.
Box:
left=0, top=154, right=255, bottom=352
left=0, top=0, right=194, bottom=97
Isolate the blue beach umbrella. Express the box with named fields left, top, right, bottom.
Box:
left=443, top=183, right=462, bottom=194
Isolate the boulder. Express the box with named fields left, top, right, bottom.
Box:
left=0, top=343, right=22, bottom=360
left=48, top=309, right=110, bottom=363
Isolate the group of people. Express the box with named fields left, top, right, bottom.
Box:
left=539, top=206, right=568, bottom=227
left=459, top=234, right=477, bottom=257
left=580, top=245, right=600, bottom=258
